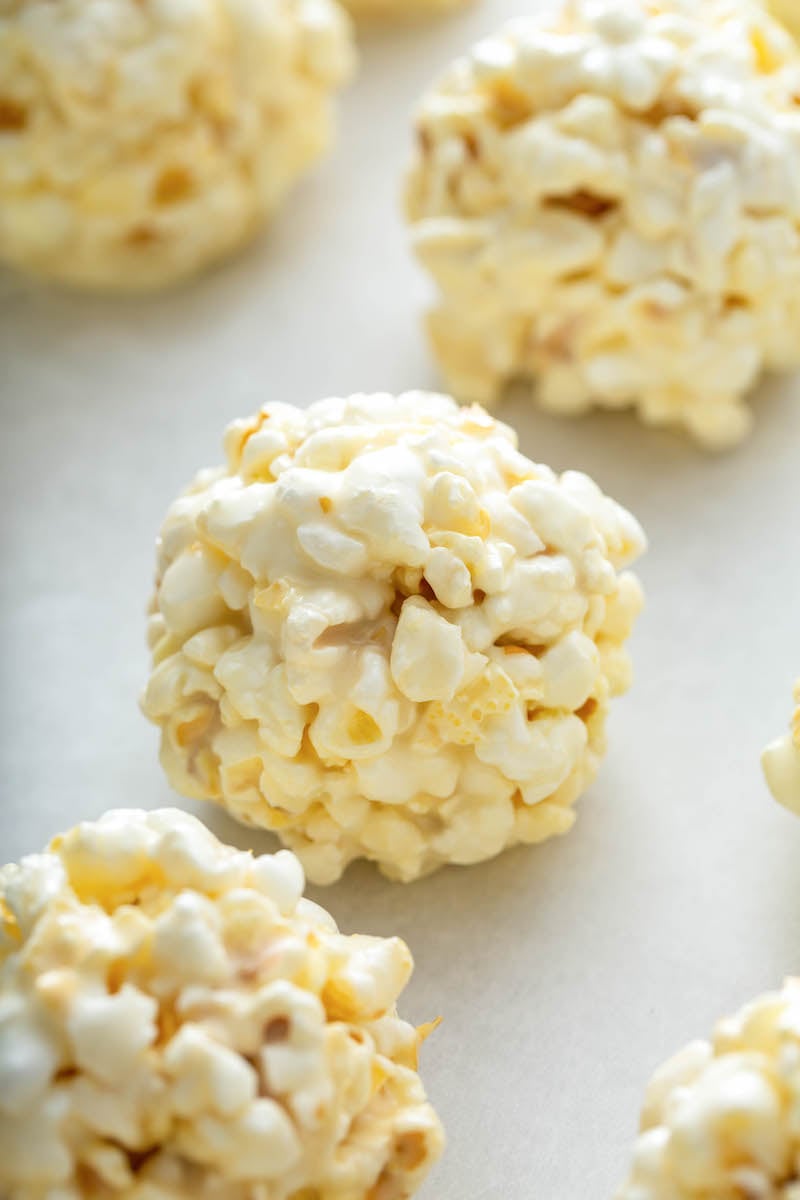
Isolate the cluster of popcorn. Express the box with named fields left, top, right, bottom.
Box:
left=142, top=392, right=645, bottom=884
left=616, top=977, right=800, bottom=1198
left=406, top=0, right=800, bottom=448
left=0, top=0, right=354, bottom=290
left=0, top=808, right=443, bottom=1200
left=762, top=679, right=800, bottom=814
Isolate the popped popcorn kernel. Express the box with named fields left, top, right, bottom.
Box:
left=617, top=978, right=800, bottom=1198
left=0, top=0, right=354, bottom=291
left=763, top=0, right=800, bottom=41
left=0, top=808, right=443, bottom=1200
left=762, top=678, right=800, bottom=814
left=142, top=392, right=645, bottom=883
left=406, top=0, right=800, bottom=448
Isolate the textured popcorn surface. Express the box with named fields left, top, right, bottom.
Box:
left=617, top=977, right=800, bottom=1198
left=764, top=0, right=800, bottom=40
left=0, top=808, right=443, bottom=1200
left=762, top=679, right=800, bottom=814
left=142, top=392, right=645, bottom=884
left=0, top=0, right=354, bottom=290
left=406, top=0, right=800, bottom=448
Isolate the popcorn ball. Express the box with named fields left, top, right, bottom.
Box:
left=0, top=808, right=444, bottom=1200
left=616, top=977, right=800, bottom=1198
left=142, top=392, right=645, bottom=884
left=0, top=0, right=354, bottom=290
left=406, top=0, right=800, bottom=448
left=762, top=678, right=800, bottom=813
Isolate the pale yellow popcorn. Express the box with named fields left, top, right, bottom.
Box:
left=616, top=977, right=800, bottom=1198
left=339, top=0, right=470, bottom=18
left=0, top=808, right=443, bottom=1200
left=0, top=0, right=354, bottom=291
left=142, top=392, right=646, bottom=883
left=764, top=0, right=800, bottom=40
left=762, top=679, right=800, bottom=814
left=406, top=0, right=800, bottom=449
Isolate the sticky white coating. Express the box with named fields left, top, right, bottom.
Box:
left=142, top=392, right=645, bottom=884
left=0, top=808, right=444, bottom=1200
left=762, top=679, right=800, bottom=814
left=616, top=977, right=800, bottom=1198
left=406, top=0, right=800, bottom=449
left=0, top=0, right=354, bottom=290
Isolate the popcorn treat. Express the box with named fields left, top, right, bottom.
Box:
left=617, top=978, right=800, bottom=1198
left=762, top=679, right=800, bottom=813
left=142, top=392, right=646, bottom=884
left=0, top=0, right=354, bottom=290
left=406, top=0, right=800, bottom=448
left=0, top=808, right=444, bottom=1200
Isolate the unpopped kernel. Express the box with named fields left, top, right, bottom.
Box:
left=142, top=392, right=646, bottom=883
left=762, top=679, right=800, bottom=814
left=0, top=0, right=354, bottom=290
left=0, top=808, right=443, bottom=1200
left=406, top=0, right=800, bottom=448
left=616, top=977, right=800, bottom=1198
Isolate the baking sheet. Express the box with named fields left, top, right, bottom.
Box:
left=3, top=4, right=800, bottom=1194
